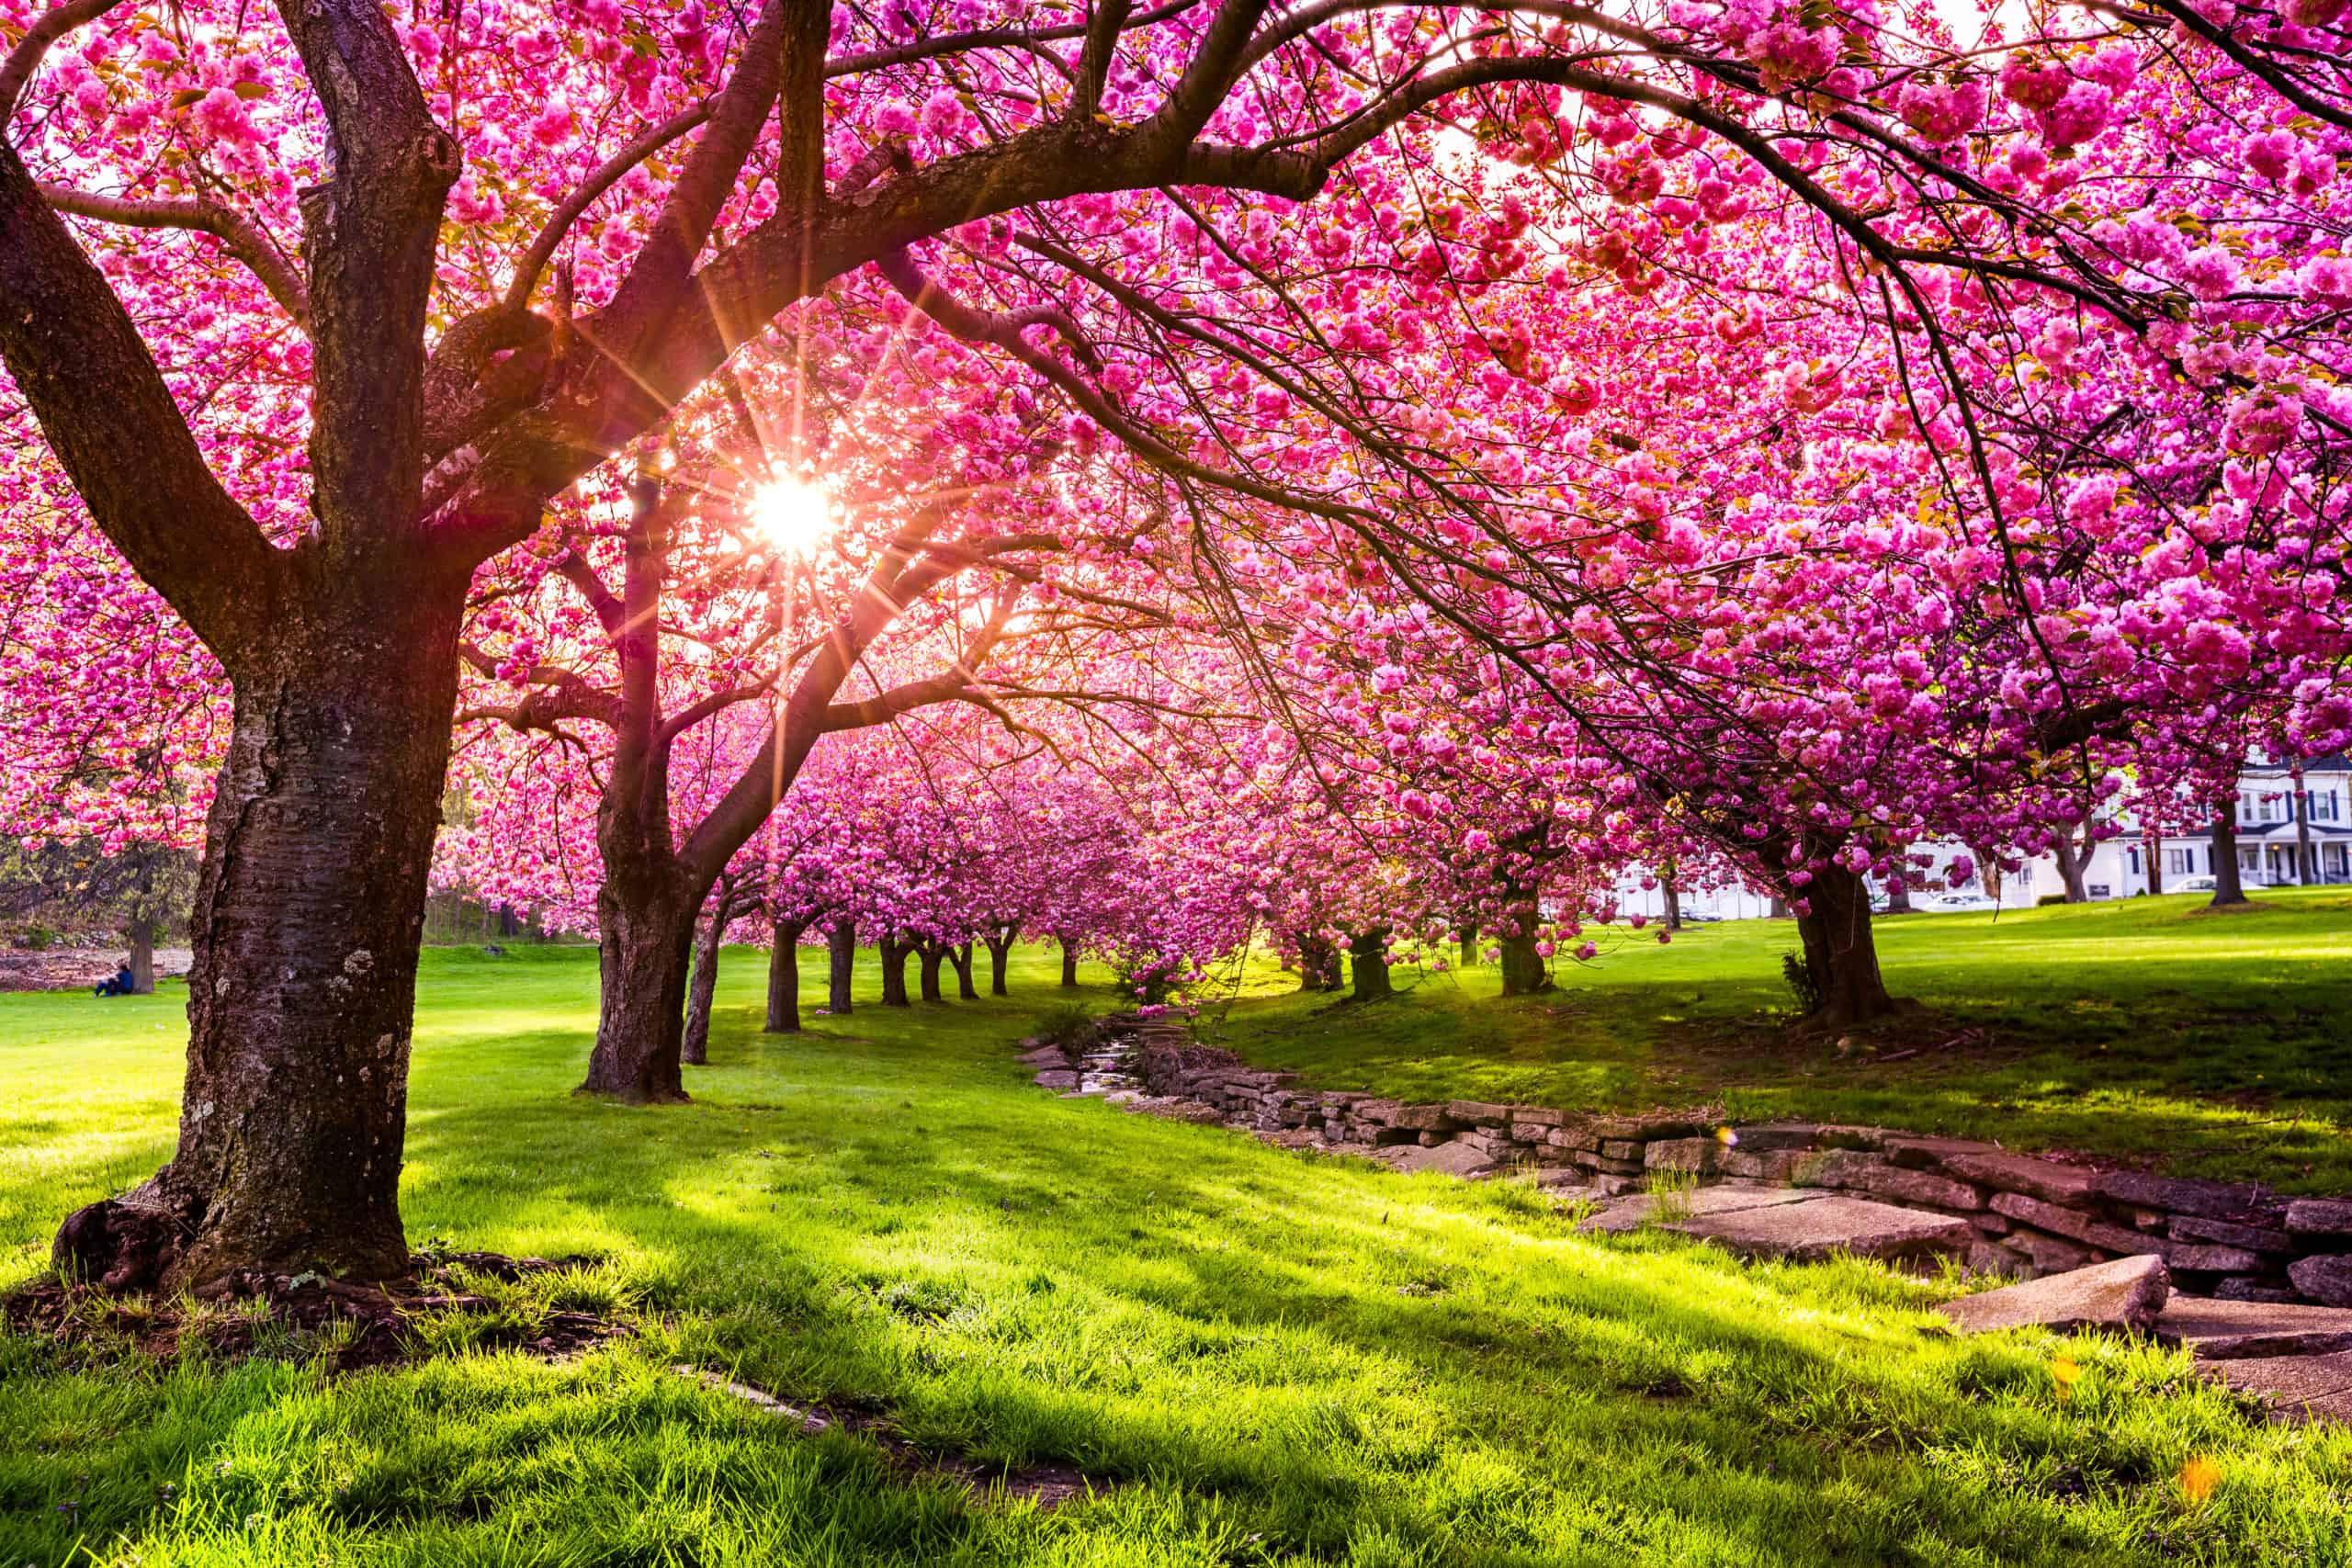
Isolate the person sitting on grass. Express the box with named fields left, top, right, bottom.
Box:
left=93, top=963, right=134, bottom=998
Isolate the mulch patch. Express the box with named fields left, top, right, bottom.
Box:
left=1, top=1250, right=629, bottom=1371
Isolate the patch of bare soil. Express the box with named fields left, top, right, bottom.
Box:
left=1663, top=1008, right=2014, bottom=1077
left=0, top=947, right=194, bottom=992
left=1, top=1251, right=628, bottom=1371
left=676, top=1365, right=1107, bottom=1510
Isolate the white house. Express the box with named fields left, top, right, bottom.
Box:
left=1611, top=753, right=2352, bottom=919
left=2071, top=753, right=2352, bottom=897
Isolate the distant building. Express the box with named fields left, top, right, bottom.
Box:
left=2077, top=753, right=2351, bottom=897
left=1610, top=753, right=2352, bottom=919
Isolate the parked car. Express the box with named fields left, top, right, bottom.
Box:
left=2174, top=875, right=2218, bottom=893
left=1923, top=891, right=1999, bottom=911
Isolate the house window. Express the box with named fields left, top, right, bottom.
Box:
left=2256, top=795, right=2279, bottom=822
left=2240, top=847, right=2260, bottom=871
left=2127, top=847, right=2141, bottom=874
left=2317, top=791, right=2341, bottom=823
left=2165, top=848, right=2196, bottom=876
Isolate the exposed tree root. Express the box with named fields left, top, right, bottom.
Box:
left=3, top=1250, right=627, bottom=1372
left=676, top=1364, right=1107, bottom=1510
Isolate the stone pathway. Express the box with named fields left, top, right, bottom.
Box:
left=1024, top=1020, right=2352, bottom=1425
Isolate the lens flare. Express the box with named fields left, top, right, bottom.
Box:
left=751, top=477, right=834, bottom=561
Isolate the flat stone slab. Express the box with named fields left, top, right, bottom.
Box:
left=2156, top=1296, right=2352, bottom=1359
left=1378, top=1140, right=1497, bottom=1178
left=1033, top=1070, right=1080, bottom=1090
left=2203, top=1350, right=2352, bottom=1422
left=1937, top=1255, right=2170, bottom=1337
left=1580, top=1181, right=1816, bottom=1235
left=1671, top=1194, right=1974, bottom=1263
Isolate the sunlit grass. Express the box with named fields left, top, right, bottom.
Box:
left=3, top=941, right=2348, bottom=1565
left=1203, top=889, right=2352, bottom=1191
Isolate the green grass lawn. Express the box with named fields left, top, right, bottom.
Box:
left=1199, top=889, right=2352, bottom=1193
left=5, top=942, right=2351, bottom=1566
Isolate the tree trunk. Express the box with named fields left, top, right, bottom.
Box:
left=950, top=941, right=979, bottom=999
left=2053, top=838, right=2089, bottom=903
left=1057, top=933, right=1080, bottom=987
left=828, top=919, right=855, bottom=1013
left=2294, top=771, right=2316, bottom=886
left=1498, top=932, right=1554, bottom=997
left=1886, top=873, right=1912, bottom=914
left=1768, top=894, right=1790, bottom=919
left=1457, top=924, right=1478, bottom=965
left=1348, top=930, right=1392, bottom=1001
left=879, top=935, right=911, bottom=1007
left=53, top=602, right=464, bottom=1292
left=1295, top=932, right=1343, bottom=991
left=2144, top=827, right=2163, bottom=896
left=1660, top=884, right=1683, bottom=932
left=918, top=942, right=947, bottom=1002
left=2210, top=811, right=2249, bottom=908
left=765, top=919, right=805, bottom=1032
left=1792, top=864, right=1901, bottom=1031
left=127, top=914, right=156, bottom=996
left=581, top=885, right=697, bottom=1102
left=682, top=901, right=727, bottom=1066
left=497, top=902, right=522, bottom=939
left=986, top=932, right=1013, bottom=996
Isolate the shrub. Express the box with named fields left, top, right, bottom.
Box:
left=1032, top=1004, right=1095, bottom=1052
left=2036, top=893, right=2069, bottom=907
left=1781, top=951, right=1823, bottom=1015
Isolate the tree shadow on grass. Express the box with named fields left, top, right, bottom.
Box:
left=377, top=1049, right=2288, bottom=1566
left=6, top=996, right=2332, bottom=1567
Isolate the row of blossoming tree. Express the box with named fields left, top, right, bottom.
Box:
left=0, top=0, right=2345, bottom=1292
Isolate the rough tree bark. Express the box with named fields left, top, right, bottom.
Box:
left=583, top=882, right=697, bottom=1101
left=1792, top=863, right=1902, bottom=1032
left=764, top=918, right=806, bottom=1032
left=53, top=596, right=470, bottom=1290
left=2292, top=769, right=2316, bottom=886
left=1295, top=931, right=1343, bottom=992
left=1496, top=907, right=1553, bottom=997
left=984, top=927, right=1014, bottom=996
left=126, top=914, right=156, bottom=997
left=14, top=0, right=470, bottom=1290
left=1456, top=925, right=1478, bottom=965
left=917, top=942, right=947, bottom=1002
left=1659, top=884, right=1683, bottom=932
left=879, top=935, right=912, bottom=1007
left=1057, top=932, right=1080, bottom=988
left=1498, top=935, right=1553, bottom=997
left=827, top=919, right=855, bottom=1014
left=2209, top=811, right=2249, bottom=908
left=681, top=902, right=726, bottom=1066
left=949, top=941, right=979, bottom=1000
left=2053, top=838, right=2089, bottom=903
left=1348, top=930, right=1392, bottom=1001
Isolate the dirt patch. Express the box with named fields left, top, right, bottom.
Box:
left=676, top=1365, right=1106, bottom=1509
left=0, top=947, right=193, bottom=992
left=1, top=1250, right=628, bottom=1371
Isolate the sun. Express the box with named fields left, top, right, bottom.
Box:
left=750, top=476, right=835, bottom=561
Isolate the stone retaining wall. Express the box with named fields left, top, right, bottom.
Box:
left=1116, top=1024, right=2352, bottom=1308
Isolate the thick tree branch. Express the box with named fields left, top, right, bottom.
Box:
left=0, top=0, right=129, bottom=120
left=37, top=182, right=309, bottom=322
left=0, top=139, right=285, bottom=665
